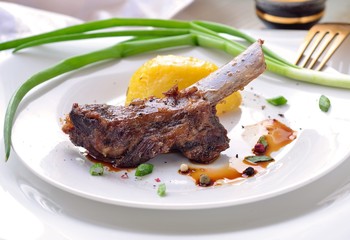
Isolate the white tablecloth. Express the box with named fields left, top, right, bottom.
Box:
left=2, top=0, right=350, bottom=30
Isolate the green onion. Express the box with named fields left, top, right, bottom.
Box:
left=135, top=163, right=154, bottom=177
left=266, top=96, right=288, bottom=106
left=245, top=155, right=274, bottom=163
left=0, top=18, right=191, bottom=51
left=258, top=135, right=268, bottom=148
left=2, top=18, right=350, bottom=160
left=192, top=20, right=296, bottom=68
left=157, top=183, right=166, bottom=197
left=89, top=163, right=104, bottom=176
left=319, top=95, right=331, bottom=112
left=13, top=29, right=190, bottom=52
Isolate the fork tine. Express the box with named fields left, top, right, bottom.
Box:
left=298, top=32, right=327, bottom=68
left=307, top=32, right=338, bottom=70
left=315, top=33, right=348, bottom=71
left=295, top=31, right=319, bottom=66
left=296, top=23, right=350, bottom=71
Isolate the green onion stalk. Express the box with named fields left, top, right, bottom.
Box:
left=1, top=18, right=350, bottom=160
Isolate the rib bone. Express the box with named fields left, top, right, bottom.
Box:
left=193, top=39, right=266, bottom=104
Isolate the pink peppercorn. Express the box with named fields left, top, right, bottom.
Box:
left=155, top=178, right=161, bottom=182
left=254, top=142, right=266, bottom=154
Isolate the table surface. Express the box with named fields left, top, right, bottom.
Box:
left=3, top=0, right=350, bottom=28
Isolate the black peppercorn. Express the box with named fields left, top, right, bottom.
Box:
left=243, top=167, right=255, bottom=177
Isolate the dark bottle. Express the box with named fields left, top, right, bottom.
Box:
left=255, top=0, right=326, bottom=29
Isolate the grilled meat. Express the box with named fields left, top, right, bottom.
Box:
left=62, top=40, right=266, bottom=168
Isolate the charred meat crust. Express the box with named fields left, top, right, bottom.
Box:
left=63, top=87, right=229, bottom=168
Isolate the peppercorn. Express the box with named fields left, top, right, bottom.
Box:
left=180, top=163, right=189, bottom=173
left=243, top=167, right=255, bottom=177
left=253, top=142, right=266, bottom=155
left=199, top=174, right=211, bottom=186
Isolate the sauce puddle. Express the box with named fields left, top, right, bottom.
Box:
left=180, top=164, right=243, bottom=186
left=180, top=119, right=297, bottom=186
left=263, top=119, right=297, bottom=155
left=85, top=154, right=130, bottom=173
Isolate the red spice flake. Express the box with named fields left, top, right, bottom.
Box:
left=155, top=178, right=161, bottom=182
left=121, top=172, right=129, bottom=179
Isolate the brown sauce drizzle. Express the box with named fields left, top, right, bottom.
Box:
left=85, top=154, right=128, bottom=172
left=180, top=164, right=243, bottom=186
left=263, top=119, right=296, bottom=156
left=181, top=119, right=297, bottom=186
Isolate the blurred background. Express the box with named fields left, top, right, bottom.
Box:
left=2, top=0, right=350, bottom=29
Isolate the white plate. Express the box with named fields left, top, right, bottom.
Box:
left=4, top=33, right=350, bottom=210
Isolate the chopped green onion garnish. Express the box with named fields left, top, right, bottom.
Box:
left=258, top=135, right=268, bottom=148
left=245, top=155, right=274, bottom=163
left=319, top=95, right=331, bottom=112
left=89, top=163, right=104, bottom=176
left=266, top=96, right=288, bottom=106
left=157, top=183, right=166, bottom=197
left=135, top=163, right=154, bottom=176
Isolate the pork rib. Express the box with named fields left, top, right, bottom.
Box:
left=62, top=40, right=266, bottom=168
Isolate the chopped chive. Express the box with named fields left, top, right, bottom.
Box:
left=266, top=96, right=288, bottom=106
left=89, top=163, right=104, bottom=176
left=258, top=135, right=268, bottom=148
left=157, top=183, right=166, bottom=197
left=245, top=155, right=274, bottom=163
left=135, top=163, right=154, bottom=176
left=319, top=95, right=331, bottom=112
